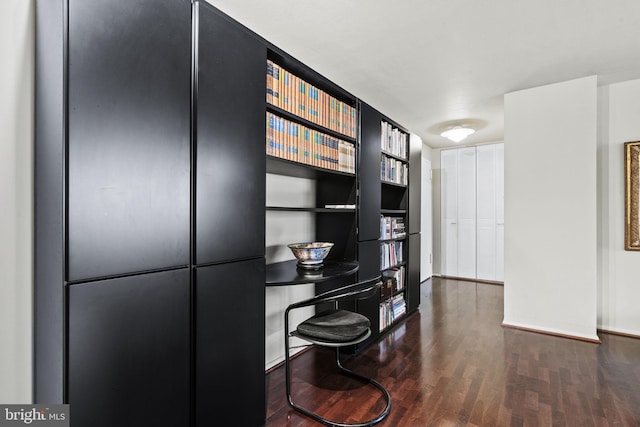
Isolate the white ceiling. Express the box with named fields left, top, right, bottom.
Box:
left=206, top=0, right=640, bottom=148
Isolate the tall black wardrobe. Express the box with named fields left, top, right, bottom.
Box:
left=35, top=1, right=265, bottom=426
left=35, top=1, right=423, bottom=426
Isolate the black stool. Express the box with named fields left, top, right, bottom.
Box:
left=284, top=276, right=391, bottom=426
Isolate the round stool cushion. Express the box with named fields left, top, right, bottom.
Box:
left=296, top=309, right=370, bottom=343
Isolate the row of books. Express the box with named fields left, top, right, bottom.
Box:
left=383, top=266, right=405, bottom=292
left=266, top=112, right=356, bottom=174
left=266, top=60, right=357, bottom=138
left=381, top=121, right=407, bottom=160
left=381, top=155, right=408, bottom=185
left=380, top=266, right=405, bottom=300
left=379, top=293, right=406, bottom=331
left=381, top=240, right=403, bottom=270
left=380, top=216, right=406, bottom=240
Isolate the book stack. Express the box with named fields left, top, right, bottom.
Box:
left=380, top=216, right=406, bottom=240
left=381, top=121, right=407, bottom=159
left=379, top=300, right=392, bottom=331
left=267, top=60, right=357, bottom=139
left=382, top=266, right=405, bottom=292
left=381, top=155, right=408, bottom=185
left=379, top=293, right=406, bottom=331
left=380, top=276, right=396, bottom=300
left=380, top=241, right=403, bottom=270
left=266, top=112, right=355, bottom=173
left=391, top=294, right=406, bottom=320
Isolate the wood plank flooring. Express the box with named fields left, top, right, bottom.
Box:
left=265, top=277, right=640, bottom=426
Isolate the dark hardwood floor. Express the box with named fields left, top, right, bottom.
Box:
left=265, top=277, right=640, bottom=426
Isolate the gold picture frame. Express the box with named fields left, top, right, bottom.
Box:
left=625, top=141, right=640, bottom=250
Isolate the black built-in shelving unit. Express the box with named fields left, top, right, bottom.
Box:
left=35, top=0, right=420, bottom=425
left=352, top=102, right=421, bottom=350
left=265, top=46, right=358, bottom=265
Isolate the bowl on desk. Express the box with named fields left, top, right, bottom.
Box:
left=288, top=242, right=334, bottom=269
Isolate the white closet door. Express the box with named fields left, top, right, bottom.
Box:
left=476, top=144, right=497, bottom=280
left=457, top=147, right=476, bottom=279
left=440, top=150, right=458, bottom=276
left=440, top=144, right=503, bottom=281
left=495, top=143, right=505, bottom=281
left=421, top=157, right=433, bottom=281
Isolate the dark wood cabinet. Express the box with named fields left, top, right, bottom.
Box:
left=358, top=102, right=383, bottom=241
left=407, top=234, right=421, bottom=313
left=36, top=0, right=420, bottom=424
left=68, top=269, right=190, bottom=427
left=196, top=4, right=266, bottom=265
left=357, top=101, right=419, bottom=341
left=67, top=0, right=192, bottom=281
left=409, top=130, right=422, bottom=235
left=36, top=1, right=267, bottom=425
left=195, top=258, right=265, bottom=426
left=352, top=239, right=383, bottom=348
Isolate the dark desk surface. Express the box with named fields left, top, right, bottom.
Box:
left=265, top=259, right=359, bottom=286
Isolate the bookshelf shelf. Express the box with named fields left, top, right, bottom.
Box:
left=379, top=313, right=407, bottom=334
left=352, top=100, right=419, bottom=351
left=264, top=49, right=358, bottom=274
left=381, top=261, right=407, bottom=272
left=379, top=237, right=407, bottom=243
left=267, top=155, right=355, bottom=179
left=381, top=150, right=407, bottom=162
left=381, top=209, right=407, bottom=215
left=381, top=179, right=408, bottom=188
left=266, top=113, right=356, bottom=175
left=267, top=105, right=357, bottom=144
left=377, top=119, right=410, bottom=333
left=266, top=59, right=357, bottom=139
left=266, top=58, right=357, bottom=175
left=266, top=206, right=356, bottom=213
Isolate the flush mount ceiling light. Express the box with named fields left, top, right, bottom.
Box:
left=430, top=119, right=487, bottom=144
left=440, top=126, right=475, bottom=143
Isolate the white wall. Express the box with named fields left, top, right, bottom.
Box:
left=597, top=79, right=640, bottom=336
left=503, top=76, right=599, bottom=341
left=0, top=0, right=34, bottom=403
left=264, top=174, right=316, bottom=370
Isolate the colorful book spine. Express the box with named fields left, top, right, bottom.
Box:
left=378, top=293, right=406, bottom=331
left=380, top=241, right=403, bottom=270
left=381, top=155, right=408, bottom=185
left=380, top=216, right=406, bottom=240
left=380, top=120, right=408, bottom=159
left=266, top=60, right=357, bottom=139
left=266, top=112, right=355, bottom=174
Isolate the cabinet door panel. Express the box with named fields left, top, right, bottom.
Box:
left=407, top=233, right=421, bottom=313
left=69, top=269, right=190, bottom=427
left=358, top=103, right=382, bottom=241
left=457, top=147, right=476, bottom=278
left=408, top=133, right=421, bottom=234
left=353, top=240, right=381, bottom=338
left=476, top=145, right=497, bottom=280
left=196, top=5, right=266, bottom=264
left=440, top=150, right=458, bottom=276
left=67, top=0, right=191, bottom=281
left=195, top=258, right=265, bottom=426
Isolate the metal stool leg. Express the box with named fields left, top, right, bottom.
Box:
left=284, top=309, right=391, bottom=427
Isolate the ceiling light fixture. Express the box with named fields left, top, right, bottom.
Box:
left=440, top=126, right=475, bottom=143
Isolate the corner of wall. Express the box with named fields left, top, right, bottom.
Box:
left=0, top=0, right=35, bottom=404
